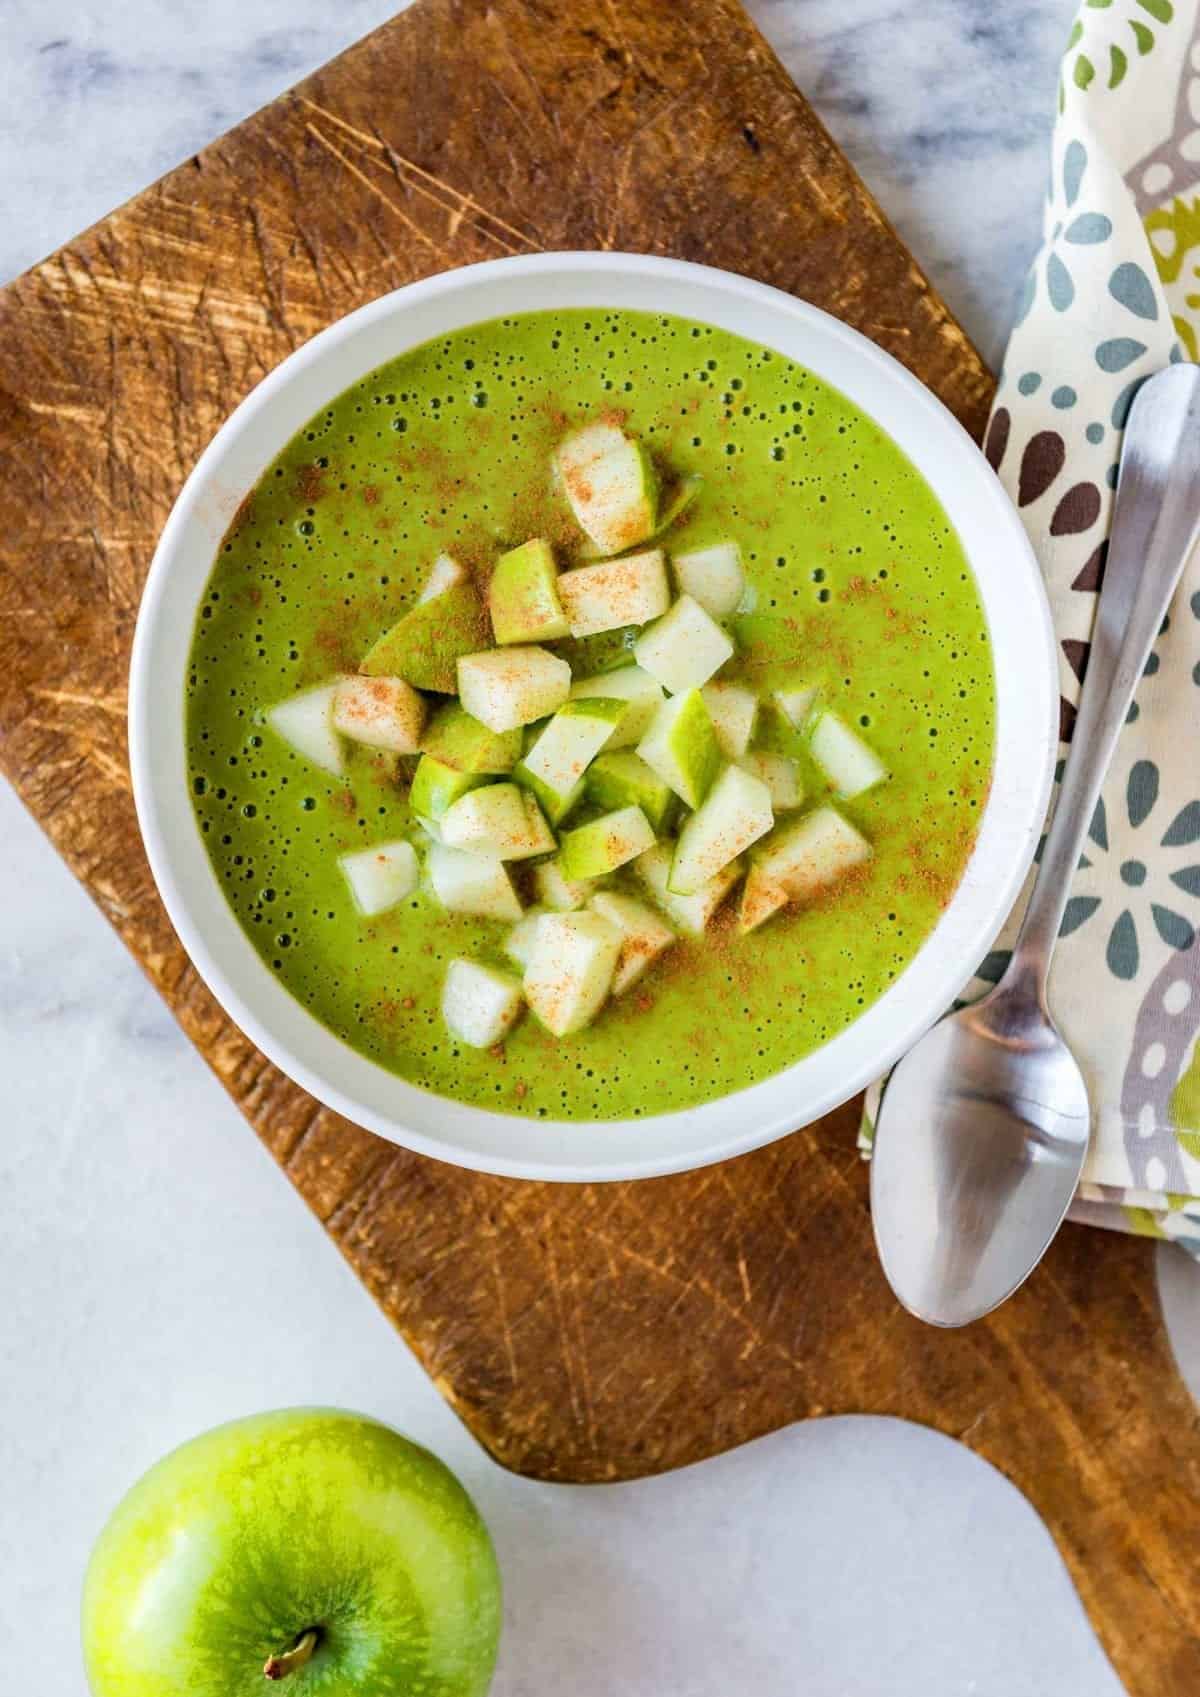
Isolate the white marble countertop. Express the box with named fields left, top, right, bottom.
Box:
left=2, top=2, right=1196, bottom=1692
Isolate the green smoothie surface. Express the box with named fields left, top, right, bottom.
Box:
left=186, top=307, right=994, bottom=1120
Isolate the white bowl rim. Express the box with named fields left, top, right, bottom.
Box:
left=129, top=251, right=1057, bottom=1182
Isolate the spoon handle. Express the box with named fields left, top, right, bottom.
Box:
left=1010, top=364, right=1200, bottom=986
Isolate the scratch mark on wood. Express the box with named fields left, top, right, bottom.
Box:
left=305, top=122, right=450, bottom=261
left=32, top=687, right=127, bottom=715
left=248, top=205, right=292, bottom=343
left=296, top=98, right=537, bottom=253
left=486, top=1230, right=519, bottom=1389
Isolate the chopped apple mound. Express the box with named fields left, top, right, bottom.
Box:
left=278, top=416, right=895, bottom=1051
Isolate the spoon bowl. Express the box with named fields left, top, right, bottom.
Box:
left=872, top=978, right=1090, bottom=1325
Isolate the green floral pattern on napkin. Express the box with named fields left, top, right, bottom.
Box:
left=863, top=0, right=1200, bottom=1253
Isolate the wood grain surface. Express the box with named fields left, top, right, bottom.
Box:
left=0, top=0, right=1196, bottom=1687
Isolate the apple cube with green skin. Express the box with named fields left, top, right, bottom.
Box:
left=672, top=540, right=745, bottom=618
left=585, top=748, right=675, bottom=833
left=633, top=594, right=734, bottom=694
left=488, top=538, right=570, bottom=644
left=443, top=958, right=524, bottom=1047
left=513, top=698, right=624, bottom=823
left=589, top=891, right=675, bottom=994
left=505, top=906, right=549, bottom=970
left=557, top=805, right=656, bottom=881
left=636, top=689, right=721, bottom=809
left=578, top=472, right=701, bottom=559
left=809, top=710, right=888, bottom=798
left=339, top=839, right=419, bottom=915
left=427, top=843, right=523, bottom=920
left=409, top=755, right=488, bottom=833
left=81, top=1407, right=501, bottom=1697
left=333, top=674, right=426, bottom=754
left=267, top=680, right=346, bottom=776
left=533, top=857, right=593, bottom=912
left=669, top=763, right=774, bottom=895
left=754, top=804, right=872, bottom=901
left=636, top=840, right=743, bottom=935
left=556, top=549, right=670, bottom=638
left=440, top=782, right=555, bottom=860
left=738, top=864, right=790, bottom=933
left=739, top=750, right=804, bottom=811
left=701, top=681, right=758, bottom=760
left=457, top=645, right=572, bottom=733
left=569, top=664, right=663, bottom=747
left=417, top=551, right=468, bottom=604
left=524, top=909, right=623, bottom=1035
left=422, top=701, right=522, bottom=773
left=361, top=580, right=488, bottom=693
left=774, top=683, right=818, bottom=731
left=555, top=421, right=659, bottom=556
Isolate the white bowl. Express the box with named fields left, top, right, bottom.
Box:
left=130, top=253, right=1056, bottom=1182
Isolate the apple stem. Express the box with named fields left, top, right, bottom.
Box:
left=263, top=1628, right=320, bottom=1681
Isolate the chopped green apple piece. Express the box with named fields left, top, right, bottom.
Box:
left=427, top=844, right=523, bottom=921
left=650, top=473, right=701, bottom=539
left=633, top=594, right=734, bottom=693
left=488, top=538, right=570, bottom=645
left=672, top=541, right=745, bottom=619
left=738, top=865, right=790, bottom=934
left=408, top=754, right=488, bottom=831
left=421, top=702, right=522, bottom=774
left=533, top=857, right=592, bottom=912
left=739, top=751, right=804, bottom=811
left=701, top=681, right=758, bottom=760
left=513, top=698, right=624, bottom=823
left=338, top=839, right=419, bottom=916
left=504, top=907, right=549, bottom=972
left=417, top=552, right=467, bottom=604
left=440, top=782, right=555, bottom=860
left=361, top=581, right=488, bottom=693
left=809, top=711, right=888, bottom=798
left=585, top=749, right=675, bottom=834
left=267, top=680, right=346, bottom=776
left=556, top=549, right=670, bottom=637
left=442, top=959, right=524, bottom=1048
left=635, top=841, right=742, bottom=936
left=578, top=474, right=701, bottom=559
left=669, top=764, right=774, bottom=895
left=636, top=689, right=721, bottom=809
left=568, top=664, right=663, bottom=747
left=525, top=910, right=623, bottom=1036
left=558, top=805, right=656, bottom=880
left=754, top=804, right=872, bottom=901
left=774, top=684, right=818, bottom=730
left=589, top=891, right=675, bottom=995
left=457, top=645, right=572, bottom=733
left=332, top=674, right=426, bottom=754
left=555, top=422, right=659, bottom=556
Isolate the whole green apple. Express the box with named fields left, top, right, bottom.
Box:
left=82, top=1407, right=501, bottom=1695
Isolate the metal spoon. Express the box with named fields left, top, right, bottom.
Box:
left=870, top=363, right=1200, bottom=1327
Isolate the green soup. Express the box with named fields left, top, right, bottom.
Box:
left=187, top=308, right=994, bottom=1120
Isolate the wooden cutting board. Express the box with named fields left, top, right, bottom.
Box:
left=1, top=0, right=1197, bottom=1687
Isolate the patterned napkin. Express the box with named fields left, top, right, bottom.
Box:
left=862, top=0, right=1200, bottom=1252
